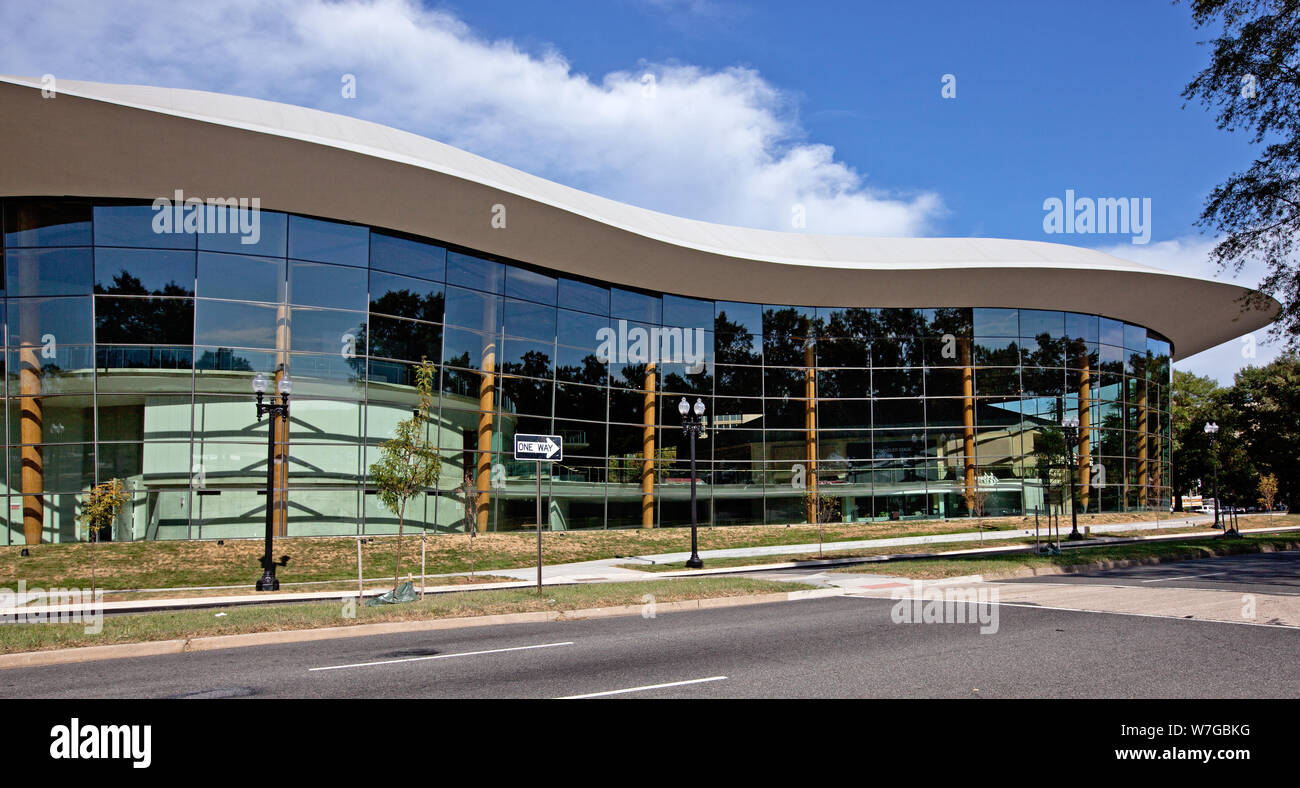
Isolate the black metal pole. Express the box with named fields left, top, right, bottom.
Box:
left=686, top=425, right=703, bottom=569
left=1212, top=438, right=1221, bottom=530
left=1066, top=427, right=1082, bottom=540
left=255, top=391, right=285, bottom=591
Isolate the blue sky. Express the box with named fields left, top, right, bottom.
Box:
left=447, top=0, right=1253, bottom=242
left=0, top=0, right=1277, bottom=382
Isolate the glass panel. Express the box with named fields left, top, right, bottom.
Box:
left=558, top=278, right=609, bottom=315
left=95, top=297, right=194, bottom=345
left=444, top=285, right=502, bottom=333
left=6, top=247, right=93, bottom=296
left=556, top=345, right=607, bottom=386
left=818, top=367, right=870, bottom=399
left=194, top=300, right=278, bottom=350
left=502, top=298, right=556, bottom=343
left=446, top=251, right=503, bottom=293
left=1066, top=312, right=1099, bottom=343
left=817, top=336, right=870, bottom=368
left=974, top=336, right=1020, bottom=366
left=1124, top=323, right=1147, bottom=351
left=714, top=300, right=763, bottom=338
left=441, top=327, right=496, bottom=370
left=611, top=288, right=660, bottom=324
left=556, top=308, right=609, bottom=351
left=927, top=307, right=972, bottom=337
left=972, top=307, right=1018, bottom=337
left=197, top=253, right=285, bottom=303
left=4, top=198, right=93, bottom=247
left=7, top=296, right=93, bottom=345
left=715, top=364, right=761, bottom=397
left=872, top=368, right=923, bottom=398
left=365, top=315, right=442, bottom=364
left=197, top=210, right=287, bottom=256
left=369, top=270, right=444, bottom=322
left=662, top=294, right=713, bottom=329
left=818, top=306, right=875, bottom=337
left=290, top=308, right=366, bottom=354
left=289, top=261, right=367, bottom=310
left=95, top=248, right=194, bottom=296
left=94, top=204, right=196, bottom=249
left=505, top=265, right=557, bottom=305
left=1099, top=317, right=1124, bottom=347
left=288, top=216, right=368, bottom=266
left=369, top=231, right=445, bottom=280
left=499, top=338, right=554, bottom=378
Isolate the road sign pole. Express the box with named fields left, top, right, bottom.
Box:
left=537, top=459, right=543, bottom=595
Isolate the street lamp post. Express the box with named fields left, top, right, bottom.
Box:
left=1203, top=421, right=1231, bottom=535
left=1063, top=417, right=1082, bottom=540
left=679, top=397, right=706, bottom=569
left=253, top=372, right=292, bottom=591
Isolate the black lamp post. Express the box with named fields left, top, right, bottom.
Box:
left=679, top=396, right=706, bottom=569
left=1203, top=421, right=1231, bottom=535
left=253, top=372, right=292, bottom=591
left=1063, top=416, right=1083, bottom=540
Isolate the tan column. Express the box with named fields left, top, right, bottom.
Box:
left=19, top=344, right=43, bottom=545
left=475, top=342, right=495, bottom=532
left=641, top=363, right=656, bottom=528
left=804, top=338, right=818, bottom=523
left=960, top=339, right=976, bottom=504
left=1077, top=355, right=1092, bottom=513
left=1137, top=377, right=1148, bottom=507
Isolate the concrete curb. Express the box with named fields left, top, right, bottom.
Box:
left=975, top=537, right=1300, bottom=581
left=0, top=588, right=843, bottom=670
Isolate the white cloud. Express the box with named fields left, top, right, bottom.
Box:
left=0, top=0, right=941, bottom=236
left=1099, top=236, right=1282, bottom=385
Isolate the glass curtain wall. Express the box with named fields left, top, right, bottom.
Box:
left=0, top=198, right=1174, bottom=542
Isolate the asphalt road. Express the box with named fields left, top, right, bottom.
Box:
left=3, top=588, right=1297, bottom=698
left=999, top=550, right=1300, bottom=596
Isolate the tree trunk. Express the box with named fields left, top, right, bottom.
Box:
left=90, top=525, right=97, bottom=597
left=394, top=499, right=406, bottom=590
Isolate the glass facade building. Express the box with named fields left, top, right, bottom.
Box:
left=1, top=197, right=1173, bottom=543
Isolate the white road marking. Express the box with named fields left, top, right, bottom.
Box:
left=872, top=592, right=1300, bottom=630
left=309, top=641, right=574, bottom=671
left=1140, top=572, right=1226, bottom=583
left=557, top=675, right=728, bottom=699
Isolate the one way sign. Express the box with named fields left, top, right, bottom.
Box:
left=513, top=434, right=563, bottom=462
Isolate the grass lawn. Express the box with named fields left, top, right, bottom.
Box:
left=826, top=530, right=1300, bottom=580
left=613, top=520, right=1282, bottom=573
left=0, top=509, right=1196, bottom=592
left=0, top=577, right=811, bottom=654
left=100, top=573, right=520, bottom=603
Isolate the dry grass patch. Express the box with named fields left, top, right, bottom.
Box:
left=0, top=509, right=1230, bottom=592
left=0, top=576, right=811, bottom=654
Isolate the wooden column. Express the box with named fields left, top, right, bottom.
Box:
left=960, top=339, right=976, bottom=507
left=475, top=342, right=495, bottom=532
left=641, top=363, right=656, bottom=528
left=804, top=337, right=818, bottom=522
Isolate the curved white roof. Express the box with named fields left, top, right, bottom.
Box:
left=0, top=75, right=1279, bottom=359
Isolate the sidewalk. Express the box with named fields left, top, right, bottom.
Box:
left=7, top=513, right=1289, bottom=618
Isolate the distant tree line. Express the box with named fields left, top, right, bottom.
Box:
left=1172, top=353, right=1299, bottom=511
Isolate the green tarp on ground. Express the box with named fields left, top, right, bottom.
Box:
left=366, top=581, right=418, bottom=606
